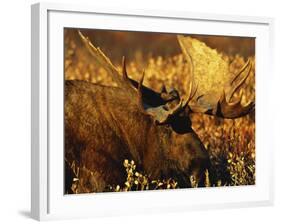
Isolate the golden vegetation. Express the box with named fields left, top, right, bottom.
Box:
left=108, top=160, right=178, bottom=192
left=65, top=29, right=255, bottom=192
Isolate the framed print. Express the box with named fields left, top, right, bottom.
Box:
left=31, top=2, right=274, bottom=221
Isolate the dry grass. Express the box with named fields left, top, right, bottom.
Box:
left=64, top=29, right=255, bottom=192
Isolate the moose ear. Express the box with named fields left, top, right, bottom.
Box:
left=160, top=84, right=167, bottom=94
left=137, top=71, right=195, bottom=125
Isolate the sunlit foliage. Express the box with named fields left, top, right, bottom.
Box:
left=64, top=29, right=255, bottom=193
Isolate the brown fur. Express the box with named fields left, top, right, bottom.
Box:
left=64, top=80, right=210, bottom=193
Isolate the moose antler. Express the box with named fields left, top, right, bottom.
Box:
left=78, top=30, right=134, bottom=91
left=78, top=30, right=168, bottom=106
left=177, top=35, right=255, bottom=118
left=79, top=30, right=194, bottom=125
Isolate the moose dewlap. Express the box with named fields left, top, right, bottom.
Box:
left=64, top=31, right=255, bottom=194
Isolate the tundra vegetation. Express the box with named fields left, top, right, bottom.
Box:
left=64, top=29, right=255, bottom=194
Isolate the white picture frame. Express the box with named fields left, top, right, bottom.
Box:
left=31, top=2, right=274, bottom=221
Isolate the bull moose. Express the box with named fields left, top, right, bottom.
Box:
left=64, top=31, right=254, bottom=193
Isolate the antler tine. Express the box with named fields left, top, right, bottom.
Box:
left=78, top=30, right=129, bottom=89
left=230, top=59, right=251, bottom=85
left=122, top=56, right=129, bottom=80
left=180, top=81, right=194, bottom=110
left=184, top=81, right=198, bottom=107
left=177, top=35, right=198, bottom=109
left=137, top=69, right=145, bottom=110
left=216, top=90, right=255, bottom=118
left=228, top=60, right=252, bottom=102
left=213, top=60, right=254, bottom=118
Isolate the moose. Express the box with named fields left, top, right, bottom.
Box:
left=64, top=31, right=254, bottom=193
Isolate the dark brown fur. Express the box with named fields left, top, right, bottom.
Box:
left=65, top=80, right=210, bottom=193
